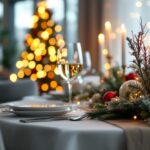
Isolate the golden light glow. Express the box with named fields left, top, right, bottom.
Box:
left=10, top=74, right=17, bottom=82
left=46, top=28, right=53, bottom=35
left=39, top=43, right=46, bottom=49
left=57, top=39, right=65, bottom=46
left=38, top=6, right=45, bottom=14
left=77, top=101, right=81, bottom=105
left=104, top=63, right=111, bottom=70
left=35, top=49, right=42, bottom=56
left=61, top=48, right=67, bottom=57
left=31, top=38, right=40, bottom=50
left=30, top=74, right=37, bottom=81
left=22, top=60, right=28, bottom=67
left=133, top=115, right=137, bottom=120
left=14, top=1, right=65, bottom=92
left=51, top=65, right=56, bottom=71
left=36, top=64, right=43, bottom=71
left=48, top=72, right=54, bottom=79
left=16, top=61, right=23, bottom=69
left=102, top=49, right=108, bottom=56
left=41, top=83, right=49, bottom=91
left=50, top=80, right=57, bottom=88
left=37, top=70, right=46, bottom=78
left=54, top=67, right=59, bottom=75
left=98, top=33, right=105, bottom=44
left=56, top=86, right=63, bottom=92
left=121, top=24, right=126, bottom=33
left=49, top=55, right=57, bottom=62
left=24, top=69, right=31, bottom=76
left=32, top=23, right=38, bottom=29
left=41, top=22, right=47, bottom=29
left=56, top=34, right=63, bottom=40
left=17, top=70, right=24, bottom=78
left=55, top=25, right=62, bottom=32
left=32, top=15, right=39, bottom=23
left=105, top=21, right=111, bottom=31
left=47, top=20, right=54, bottom=27
left=41, top=31, right=49, bottom=40
left=26, top=34, right=33, bottom=46
left=40, top=12, right=49, bottom=20
left=28, top=61, right=36, bottom=69
left=49, top=38, right=56, bottom=45
left=44, top=65, right=51, bottom=72
left=35, top=56, right=42, bottom=61
left=48, top=46, right=56, bottom=56
left=41, top=49, right=47, bottom=55
left=21, top=51, right=28, bottom=59
left=27, top=53, right=34, bottom=60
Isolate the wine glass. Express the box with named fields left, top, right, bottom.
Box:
left=77, top=51, right=92, bottom=92
left=81, top=51, right=92, bottom=76
left=57, top=42, right=83, bottom=104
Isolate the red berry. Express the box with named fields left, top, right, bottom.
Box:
left=103, top=91, right=116, bottom=102
left=125, top=72, right=138, bottom=81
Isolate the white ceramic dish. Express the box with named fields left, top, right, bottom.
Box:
left=11, top=109, right=70, bottom=117
left=10, top=104, right=71, bottom=112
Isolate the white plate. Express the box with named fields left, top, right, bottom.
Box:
left=11, top=109, right=70, bottom=117
left=10, top=104, right=71, bottom=112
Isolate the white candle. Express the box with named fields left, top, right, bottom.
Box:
left=98, top=33, right=105, bottom=73
left=105, top=21, right=111, bottom=53
left=121, top=24, right=126, bottom=66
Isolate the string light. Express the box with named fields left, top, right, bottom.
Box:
left=136, top=0, right=142, bottom=7
left=10, top=0, right=64, bottom=92
left=10, top=74, right=17, bottom=82
left=133, top=115, right=137, bottom=120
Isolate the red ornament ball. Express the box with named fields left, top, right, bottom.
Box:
left=103, top=91, right=116, bottom=102
left=125, top=72, right=138, bottom=81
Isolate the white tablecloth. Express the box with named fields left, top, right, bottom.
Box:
left=0, top=114, right=125, bottom=150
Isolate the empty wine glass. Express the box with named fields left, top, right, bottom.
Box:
left=81, top=51, right=92, bottom=76
left=57, top=42, right=83, bottom=104
left=77, top=51, right=92, bottom=93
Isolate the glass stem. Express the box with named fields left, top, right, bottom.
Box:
left=67, top=81, right=72, bottom=104
left=78, top=76, right=83, bottom=93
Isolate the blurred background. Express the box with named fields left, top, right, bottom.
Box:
left=0, top=0, right=149, bottom=92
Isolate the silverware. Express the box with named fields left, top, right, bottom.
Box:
left=20, top=113, right=88, bottom=123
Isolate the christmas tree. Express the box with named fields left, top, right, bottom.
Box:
left=10, top=0, right=65, bottom=93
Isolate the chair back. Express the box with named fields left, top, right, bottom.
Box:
left=0, top=79, right=39, bottom=102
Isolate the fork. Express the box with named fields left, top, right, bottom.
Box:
left=20, top=113, right=88, bottom=123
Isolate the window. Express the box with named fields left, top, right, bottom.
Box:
left=14, top=0, right=34, bottom=51
left=102, top=0, right=150, bottom=71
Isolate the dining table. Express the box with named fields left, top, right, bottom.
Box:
left=0, top=97, right=149, bottom=150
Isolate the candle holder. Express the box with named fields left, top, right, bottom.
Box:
left=106, top=53, right=112, bottom=77
left=122, top=64, right=126, bottom=82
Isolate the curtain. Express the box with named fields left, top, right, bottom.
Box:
left=78, top=0, right=104, bottom=71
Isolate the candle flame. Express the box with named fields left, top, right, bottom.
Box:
left=98, top=33, right=105, bottom=44
left=121, top=24, right=126, bottom=33
left=105, top=21, right=111, bottom=30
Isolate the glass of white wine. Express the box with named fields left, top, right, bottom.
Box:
left=57, top=42, right=83, bottom=104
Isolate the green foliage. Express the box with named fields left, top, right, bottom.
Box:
left=88, top=97, right=150, bottom=121
left=100, top=66, right=123, bottom=95
left=127, top=19, right=150, bottom=96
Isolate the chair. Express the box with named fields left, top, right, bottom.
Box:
left=0, top=79, right=39, bottom=103
left=0, top=130, right=5, bottom=150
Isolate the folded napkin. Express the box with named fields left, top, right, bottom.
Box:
left=107, top=120, right=150, bottom=150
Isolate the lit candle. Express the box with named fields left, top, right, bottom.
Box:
left=105, top=21, right=111, bottom=53
left=121, top=24, right=126, bottom=66
left=98, top=33, right=105, bottom=73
